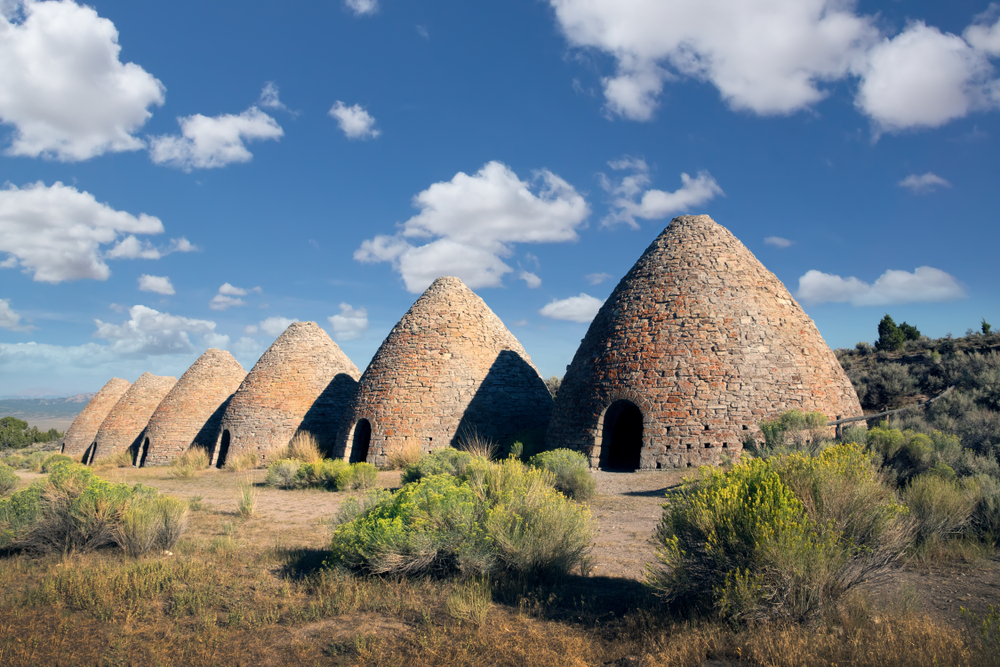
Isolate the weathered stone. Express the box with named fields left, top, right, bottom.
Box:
left=61, top=377, right=131, bottom=457
left=139, top=349, right=246, bottom=467
left=89, top=373, right=177, bottom=464
left=335, top=276, right=553, bottom=467
left=547, top=215, right=863, bottom=470
left=214, top=321, right=360, bottom=466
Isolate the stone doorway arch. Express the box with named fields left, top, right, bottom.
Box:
left=600, top=400, right=643, bottom=470
left=349, top=419, right=372, bottom=463
left=215, top=430, right=231, bottom=469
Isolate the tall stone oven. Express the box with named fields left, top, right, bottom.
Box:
left=140, top=349, right=246, bottom=467
left=61, top=377, right=131, bottom=458
left=547, top=215, right=863, bottom=470
left=213, top=321, right=360, bottom=466
left=88, top=373, right=176, bottom=464
left=335, top=276, right=553, bottom=467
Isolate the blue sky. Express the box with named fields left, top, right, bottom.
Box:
left=1, top=0, right=999, bottom=397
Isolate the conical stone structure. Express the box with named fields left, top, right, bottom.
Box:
left=139, top=349, right=246, bottom=467
left=88, top=373, right=176, bottom=464
left=61, top=377, right=131, bottom=458
left=214, top=322, right=360, bottom=466
left=335, top=276, right=554, bottom=467
left=547, top=215, right=863, bottom=470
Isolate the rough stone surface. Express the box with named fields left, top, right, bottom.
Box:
left=61, top=378, right=131, bottom=457
left=90, top=373, right=177, bottom=462
left=547, top=215, right=863, bottom=469
left=216, top=321, right=360, bottom=464
left=140, top=349, right=246, bottom=467
left=335, top=276, right=554, bottom=467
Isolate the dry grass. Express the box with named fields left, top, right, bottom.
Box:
left=236, top=475, right=258, bottom=518
left=0, top=465, right=989, bottom=667
left=170, top=448, right=210, bottom=479
left=224, top=450, right=258, bottom=473
left=387, top=443, right=423, bottom=470
left=91, top=450, right=135, bottom=469
left=283, top=432, right=323, bottom=464
left=457, top=429, right=498, bottom=461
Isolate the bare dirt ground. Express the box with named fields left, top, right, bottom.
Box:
left=16, top=465, right=1000, bottom=632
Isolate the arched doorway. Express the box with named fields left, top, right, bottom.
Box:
left=216, top=430, right=231, bottom=469
left=83, top=443, right=96, bottom=465
left=350, top=419, right=371, bottom=463
left=135, top=438, right=150, bottom=467
left=600, top=400, right=643, bottom=470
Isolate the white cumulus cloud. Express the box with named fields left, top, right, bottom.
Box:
left=898, top=172, right=952, bottom=193
left=796, top=267, right=967, bottom=306
left=258, top=82, right=290, bottom=112
left=344, top=0, right=378, bottom=16
left=209, top=282, right=261, bottom=310
left=328, top=303, right=369, bottom=341
left=149, top=105, right=283, bottom=170
left=258, top=316, right=298, bottom=338
left=586, top=272, right=612, bottom=285
left=856, top=22, right=998, bottom=133
left=0, top=181, right=174, bottom=283
left=539, top=293, right=604, bottom=323
left=518, top=271, right=542, bottom=288
left=0, top=0, right=165, bottom=161
left=764, top=236, right=794, bottom=248
left=93, top=304, right=221, bottom=356
left=0, top=298, right=33, bottom=332
left=549, top=0, right=878, bottom=120
left=138, top=274, right=174, bottom=295
left=601, top=159, right=723, bottom=227
left=549, top=1, right=1000, bottom=131
left=329, top=101, right=380, bottom=139
left=355, top=161, right=590, bottom=293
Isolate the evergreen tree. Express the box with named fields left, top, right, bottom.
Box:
left=899, top=321, right=921, bottom=341
left=875, top=314, right=905, bottom=352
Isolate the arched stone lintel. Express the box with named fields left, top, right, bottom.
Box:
left=341, top=415, right=379, bottom=462
left=587, top=389, right=655, bottom=468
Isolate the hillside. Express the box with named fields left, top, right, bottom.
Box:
left=0, top=394, right=94, bottom=432
left=834, top=329, right=1000, bottom=458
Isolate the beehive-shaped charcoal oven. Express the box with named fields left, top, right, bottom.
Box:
left=88, top=373, right=176, bottom=464
left=61, top=377, right=131, bottom=458
left=213, top=322, right=360, bottom=467
left=139, top=349, right=246, bottom=467
left=547, top=215, right=863, bottom=470
left=336, top=276, right=553, bottom=467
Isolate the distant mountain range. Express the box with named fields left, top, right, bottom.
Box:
left=0, top=395, right=94, bottom=430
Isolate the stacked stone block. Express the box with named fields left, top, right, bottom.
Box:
left=216, top=321, right=360, bottom=464
left=140, top=349, right=246, bottom=466
left=89, top=373, right=177, bottom=463
left=61, top=377, right=131, bottom=457
left=547, top=215, right=863, bottom=469
left=335, top=276, right=554, bottom=466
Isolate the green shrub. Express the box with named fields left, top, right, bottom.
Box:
left=114, top=494, right=189, bottom=557
left=401, top=448, right=475, bottom=484
left=902, top=473, right=977, bottom=546
left=751, top=410, right=828, bottom=457
left=0, top=464, right=17, bottom=496
left=328, top=458, right=592, bottom=580
left=646, top=444, right=910, bottom=623
left=348, top=462, right=378, bottom=490
left=40, top=454, right=73, bottom=473
left=25, top=451, right=47, bottom=473
left=266, top=459, right=302, bottom=489
left=0, top=460, right=187, bottom=555
left=528, top=449, right=595, bottom=500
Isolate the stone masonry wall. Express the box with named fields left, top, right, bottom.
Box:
left=216, top=321, right=360, bottom=465
left=335, top=276, right=554, bottom=467
left=61, top=377, right=131, bottom=457
left=90, top=373, right=176, bottom=462
left=141, top=349, right=246, bottom=466
left=547, top=215, right=863, bottom=469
